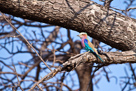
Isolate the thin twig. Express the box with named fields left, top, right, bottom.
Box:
left=12, top=61, right=24, bottom=91
left=0, top=12, right=52, bottom=72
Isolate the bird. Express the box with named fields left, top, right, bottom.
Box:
left=77, top=32, right=104, bottom=62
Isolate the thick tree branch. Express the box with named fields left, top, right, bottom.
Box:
left=28, top=50, right=136, bottom=90
left=0, top=0, right=136, bottom=50
left=76, top=64, right=92, bottom=91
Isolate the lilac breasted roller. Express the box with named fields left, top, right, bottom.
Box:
left=77, top=32, right=104, bottom=62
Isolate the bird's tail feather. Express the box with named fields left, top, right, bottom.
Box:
left=91, top=50, right=111, bottom=72
left=92, top=51, right=104, bottom=62
left=97, top=55, right=104, bottom=62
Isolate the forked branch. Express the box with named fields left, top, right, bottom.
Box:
left=29, top=50, right=136, bottom=90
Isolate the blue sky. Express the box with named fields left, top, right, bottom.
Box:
left=0, top=0, right=136, bottom=91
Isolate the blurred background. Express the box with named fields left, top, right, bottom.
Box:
left=0, top=0, right=136, bottom=91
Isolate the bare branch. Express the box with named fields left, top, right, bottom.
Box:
left=0, top=0, right=136, bottom=50
left=127, top=7, right=136, bottom=11
left=0, top=12, right=52, bottom=72
left=29, top=50, right=136, bottom=90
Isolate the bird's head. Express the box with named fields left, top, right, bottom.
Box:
left=77, top=32, right=87, bottom=39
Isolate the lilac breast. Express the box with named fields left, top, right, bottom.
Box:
left=81, top=38, right=85, bottom=48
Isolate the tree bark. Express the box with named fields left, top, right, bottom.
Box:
left=0, top=0, right=136, bottom=51
left=76, top=64, right=93, bottom=91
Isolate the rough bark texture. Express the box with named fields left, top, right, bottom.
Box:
left=29, top=50, right=136, bottom=91
left=0, top=0, right=136, bottom=51
left=1, top=1, right=136, bottom=91
left=76, top=64, right=92, bottom=91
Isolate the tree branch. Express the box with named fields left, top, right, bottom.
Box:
left=0, top=0, right=136, bottom=50
left=28, top=50, right=136, bottom=90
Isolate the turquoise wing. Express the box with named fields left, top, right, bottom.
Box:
left=84, top=39, right=104, bottom=62
left=84, top=39, right=95, bottom=52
